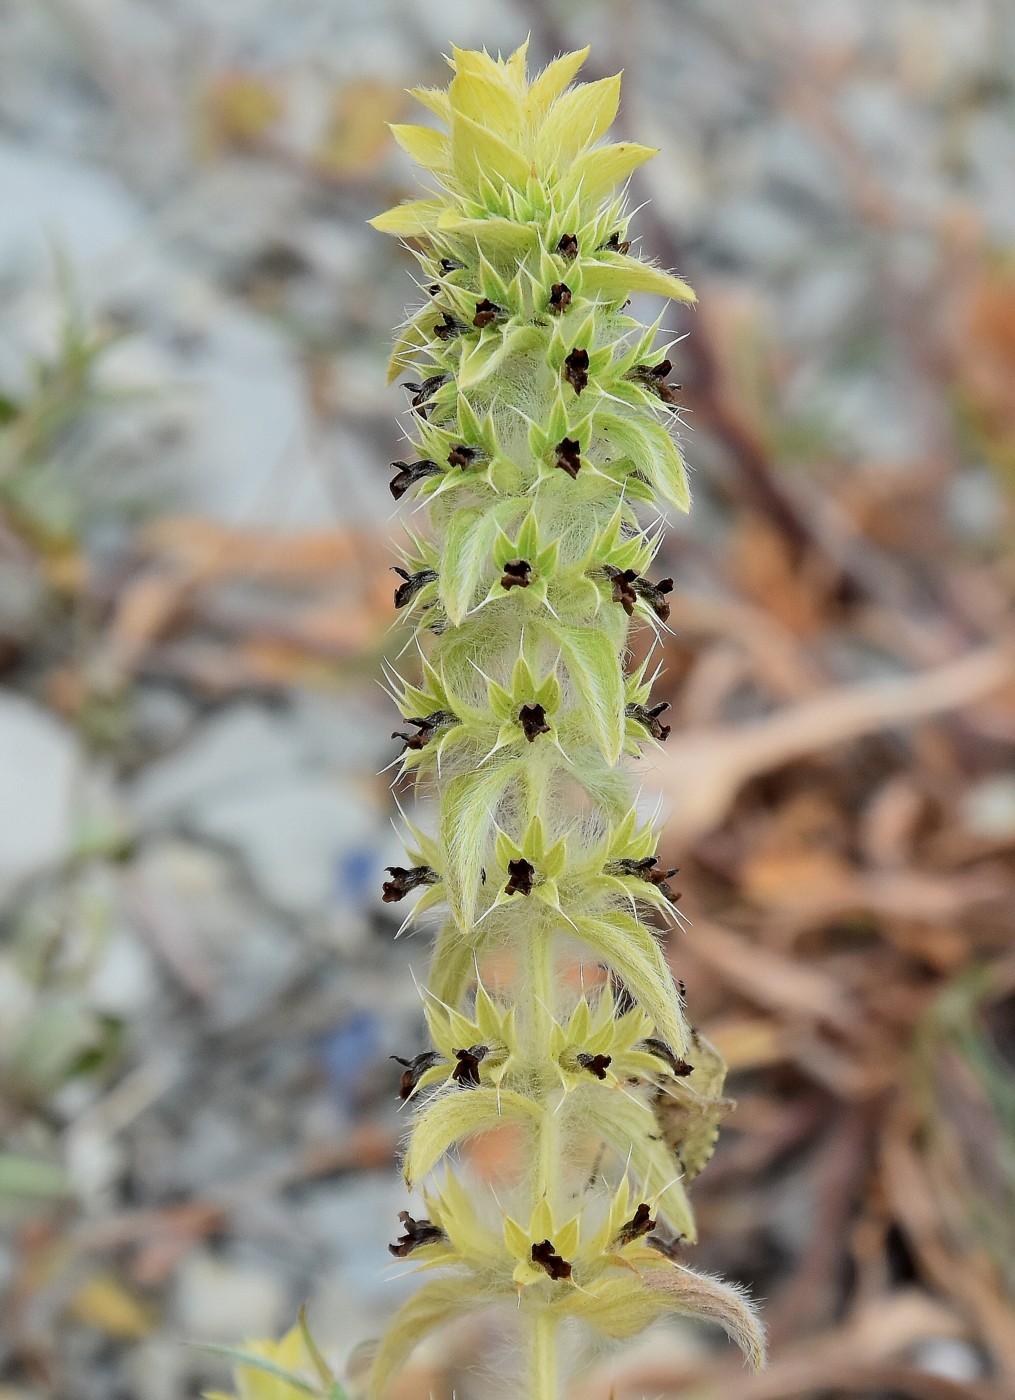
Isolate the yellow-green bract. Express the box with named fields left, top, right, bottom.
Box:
left=369, top=39, right=764, bottom=1400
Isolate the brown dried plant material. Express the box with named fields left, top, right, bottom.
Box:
left=97, top=519, right=388, bottom=684
left=732, top=513, right=830, bottom=636
left=652, top=646, right=1015, bottom=846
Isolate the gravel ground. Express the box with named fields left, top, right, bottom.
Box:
left=1, top=2, right=1014, bottom=1397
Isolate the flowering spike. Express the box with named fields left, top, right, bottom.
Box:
left=364, top=41, right=763, bottom=1400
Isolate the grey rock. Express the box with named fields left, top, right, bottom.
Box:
left=176, top=1250, right=289, bottom=1342
left=0, top=140, right=141, bottom=281
left=129, top=705, right=301, bottom=821
left=130, top=705, right=385, bottom=917
left=946, top=468, right=1004, bottom=544
left=130, top=838, right=304, bottom=1013
left=708, top=196, right=813, bottom=274
left=781, top=260, right=868, bottom=347
left=127, top=1337, right=187, bottom=1400
left=960, top=774, right=1015, bottom=841
left=913, top=1337, right=985, bottom=1383
left=0, top=693, right=82, bottom=898
left=291, top=1172, right=412, bottom=1298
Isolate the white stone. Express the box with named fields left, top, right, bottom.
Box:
left=129, top=705, right=299, bottom=821
left=0, top=140, right=141, bottom=279
left=961, top=774, right=1015, bottom=841
left=0, top=694, right=82, bottom=898
left=176, top=1252, right=288, bottom=1342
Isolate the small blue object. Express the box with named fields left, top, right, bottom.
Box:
left=319, top=1008, right=380, bottom=1113
left=335, top=844, right=377, bottom=909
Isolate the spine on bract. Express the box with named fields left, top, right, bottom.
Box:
left=370, top=40, right=763, bottom=1400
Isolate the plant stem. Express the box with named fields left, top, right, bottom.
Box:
left=521, top=909, right=562, bottom=1397
left=529, top=1309, right=558, bottom=1400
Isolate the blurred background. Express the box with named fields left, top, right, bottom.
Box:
left=1, top=1, right=1014, bottom=1397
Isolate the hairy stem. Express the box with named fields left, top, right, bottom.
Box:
left=529, top=1309, right=558, bottom=1400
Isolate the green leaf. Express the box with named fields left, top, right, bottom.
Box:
left=427, top=917, right=484, bottom=1007
left=298, top=1304, right=345, bottom=1396
left=403, top=1087, right=541, bottom=1184
left=436, top=213, right=537, bottom=253
left=567, top=142, right=657, bottom=202
left=388, top=123, right=450, bottom=172
left=535, top=669, right=561, bottom=713
left=514, top=511, right=541, bottom=561
left=537, top=74, right=622, bottom=165
left=581, top=1089, right=696, bottom=1240
left=440, top=761, right=519, bottom=927
left=548, top=622, right=624, bottom=763
left=369, top=198, right=445, bottom=238
left=450, top=110, right=532, bottom=191
left=581, top=259, right=696, bottom=305
left=440, top=501, right=517, bottom=625
left=573, top=913, right=687, bottom=1055
left=596, top=412, right=690, bottom=514
left=367, top=1278, right=486, bottom=1400
left=526, top=47, right=591, bottom=117
left=639, top=417, right=691, bottom=513
left=408, top=85, right=451, bottom=122
left=551, top=1273, right=670, bottom=1339
left=457, top=323, right=543, bottom=389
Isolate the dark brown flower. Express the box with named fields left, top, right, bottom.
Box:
left=381, top=865, right=439, bottom=902
left=403, top=374, right=448, bottom=416
left=447, top=443, right=481, bottom=468
left=599, top=231, right=631, bottom=255
left=388, top=1212, right=445, bottom=1257
left=627, top=359, right=682, bottom=406
left=433, top=311, right=468, bottom=340
left=531, top=1240, right=572, bottom=1280
left=556, top=233, right=578, bottom=260
left=392, top=566, right=438, bottom=608
left=500, top=559, right=532, bottom=590
left=473, top=298, right=505, bottom=329
left=576, top=1052, right=612, bottom=1080
left=640, top=1038, right=693, bottom=1077
left=604, top=565, right=638, bottom=615
left=632, top=574, right=673, bottom=622
left=616, top=1202, right=656, bottom=1246
left=625, top=701, right=671, bottom=742
left=607, top=856, right=680, bottom=903
left=451, top=1044, right=488, bottom=1087
left=391, top=710, right=456, bottom=754
left=518, top=702, right=550, bottom=742
left=505, top=858, right=535, bottom=896
left=548, top=282, right=572, bottom=314
left=554, top=437, right=582, bottom=478
left=390, top=1049, right=443, bottom=1099
left=563, top=347, right=589, bottom=395
left=389, top=460, right=441, bottom=501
